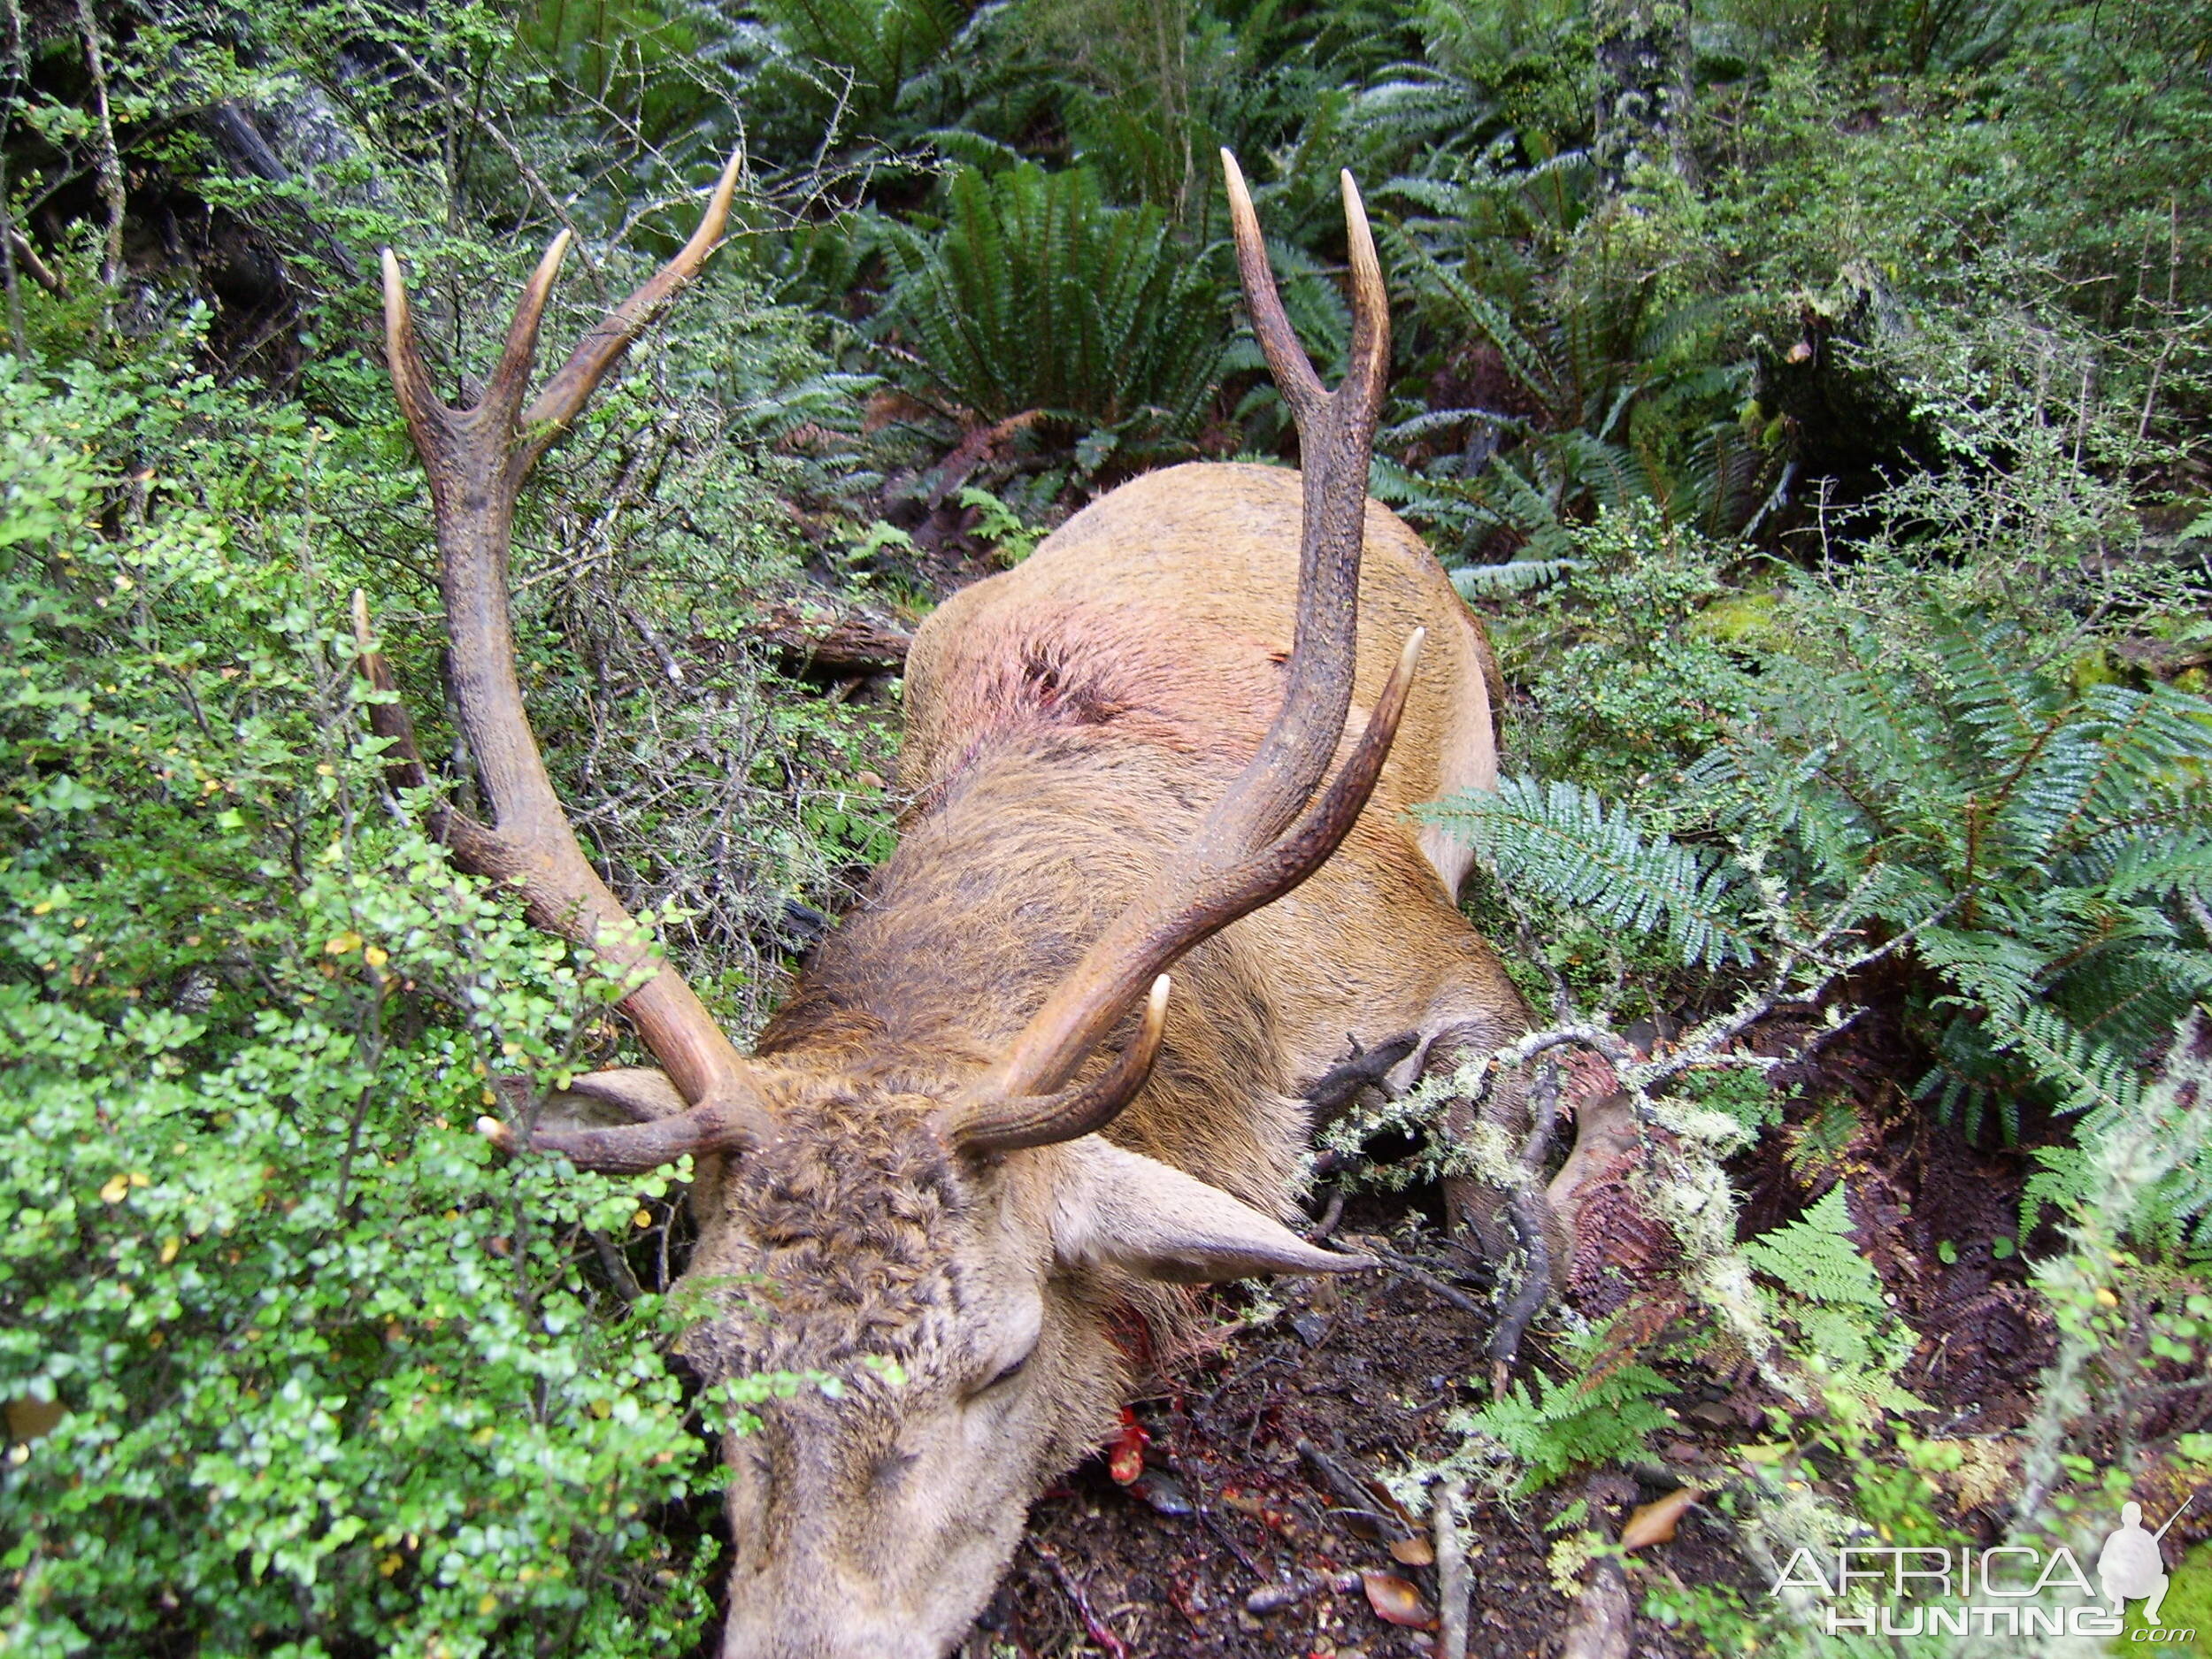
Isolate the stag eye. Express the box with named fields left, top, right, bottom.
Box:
left=975, top=1347, right=1034, bottom=1397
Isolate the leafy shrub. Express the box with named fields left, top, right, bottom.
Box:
left=0, top=356, right=731, bottom=1655
left=0, top=267, right=885, bottom=1647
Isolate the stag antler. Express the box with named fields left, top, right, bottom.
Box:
left=357, top=152, right=779, bottom=1173
left=942, top=154, right=1419, bottom=1156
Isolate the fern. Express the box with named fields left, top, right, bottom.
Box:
left=2022, top=1014, right=2212, bottom=1248
left=1441, top=524, right=2212, bottom=1233
left=1457, top=1317, right=1676, bottom=1492
left=1662, top=598, right=2212, bottom=1159
left=1375, top=156, right=1770, bottom=561
left=1740, top=1188, right=1888, bottom=1310
left=1449, top=557, right=1581, bottom=598
left=1742, top=1187, right=1929, bottom=1413
left=874, top=165, right=1223, bottom=435
left=1427, top=778, right=1756, bottom=967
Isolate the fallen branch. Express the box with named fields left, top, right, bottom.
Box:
left=1294, top=1438, right=1417, bottom=1547
left=1433, top=1476, right=1472, bottom=1659
left=742, top=600, right=913, bottom=677
left=1560, top=1557, right=1631, bottom=1659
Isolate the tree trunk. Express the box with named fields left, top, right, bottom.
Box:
left=1592, top=0, right=1694, bottom=191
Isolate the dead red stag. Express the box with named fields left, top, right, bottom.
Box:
left=361, top=149, right=1593, bottom=1658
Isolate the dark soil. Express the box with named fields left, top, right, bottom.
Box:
left=957, top=995, right=2106, bottom=1659
left=962, top=1202, right=1758, bottom=1659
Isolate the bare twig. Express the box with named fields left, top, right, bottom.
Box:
left=1434, top=1476, right=1472, bottom=1659
left=70, top=0, right=126, bottom=340
left=1363, top=1243, right=1486, bottom=1316
left=1025, top=1540, right=1129, bottom=1659
left=7, top=227, right=58, bottom=295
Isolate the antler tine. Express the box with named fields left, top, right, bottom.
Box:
left=944, top=977, right=1171, bottom=1156
left=1220, top=151, right=1325, bottom=425
left=959, top=155, right=1406, bottom=1145
left=520, top=148, right=744, bottom=457
left=368, top=152, right=776, bottom=1173
left=1199, top=156, right=1391, bottom=858
left=488, top=230, right=573, bottom=422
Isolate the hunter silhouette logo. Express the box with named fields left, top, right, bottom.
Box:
left=2100, top=1495, right=2194, bottom=1629
left=1769, top=1487, right=2205, bottom=1640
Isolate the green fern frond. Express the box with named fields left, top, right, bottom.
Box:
left=1426, top=778, right=1755, bottom=967
left=874, top=165, right=1222, bottom=433
left=1741, top=1187, right=1888, bottom=1309
left=1987, top=1002, right=2144, bottom=1125
left=2051, top=946, right=2212, bottom=1057
left=1450, top=558, right=1582, bottom=598
left=1383, top=225, right=1557, bottom=407
left=1914, top=924, right=2052, bottom=1017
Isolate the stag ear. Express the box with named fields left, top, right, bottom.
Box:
left=1052, top=1141, right=1374, bottom=1283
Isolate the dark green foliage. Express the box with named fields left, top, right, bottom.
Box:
left=0, top=358, right=722, bottom=1655
left=872, top=164, right=1225, bottom=434
left=1377, top=155, right=1765, bottom=562
left=744, top=0, right=968, bottom=145
left=1440, top=779, right=1755, bottom=968
left=1429, top=519, right=2212, bottom=1233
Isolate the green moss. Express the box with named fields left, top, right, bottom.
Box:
left=2113, top=1541, right=2212, bottom=1649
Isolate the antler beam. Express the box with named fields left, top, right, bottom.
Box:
left=364, top=153, right=778, bottom=1169
left=948, top=154, right=1415, bottom=1151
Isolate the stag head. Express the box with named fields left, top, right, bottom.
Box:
left=361, top=150, right=1404, bottom=1659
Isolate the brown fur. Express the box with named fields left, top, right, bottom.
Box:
left=688, top=463, right=1539, bottom=1658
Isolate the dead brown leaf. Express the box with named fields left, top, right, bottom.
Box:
left=1619, top=1487, right=1697, bottom=1551
left=1361, top=1570, right=1437, bottom=1629
left=1389, top=1532, right=1435, bottom=1566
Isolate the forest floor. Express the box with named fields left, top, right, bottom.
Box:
left=964, top=1130, right=2041, bottom=1659
left=949, top=1001, right=2096, bottom=1659
left=970, top=1194, right=1741, bottom=1659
